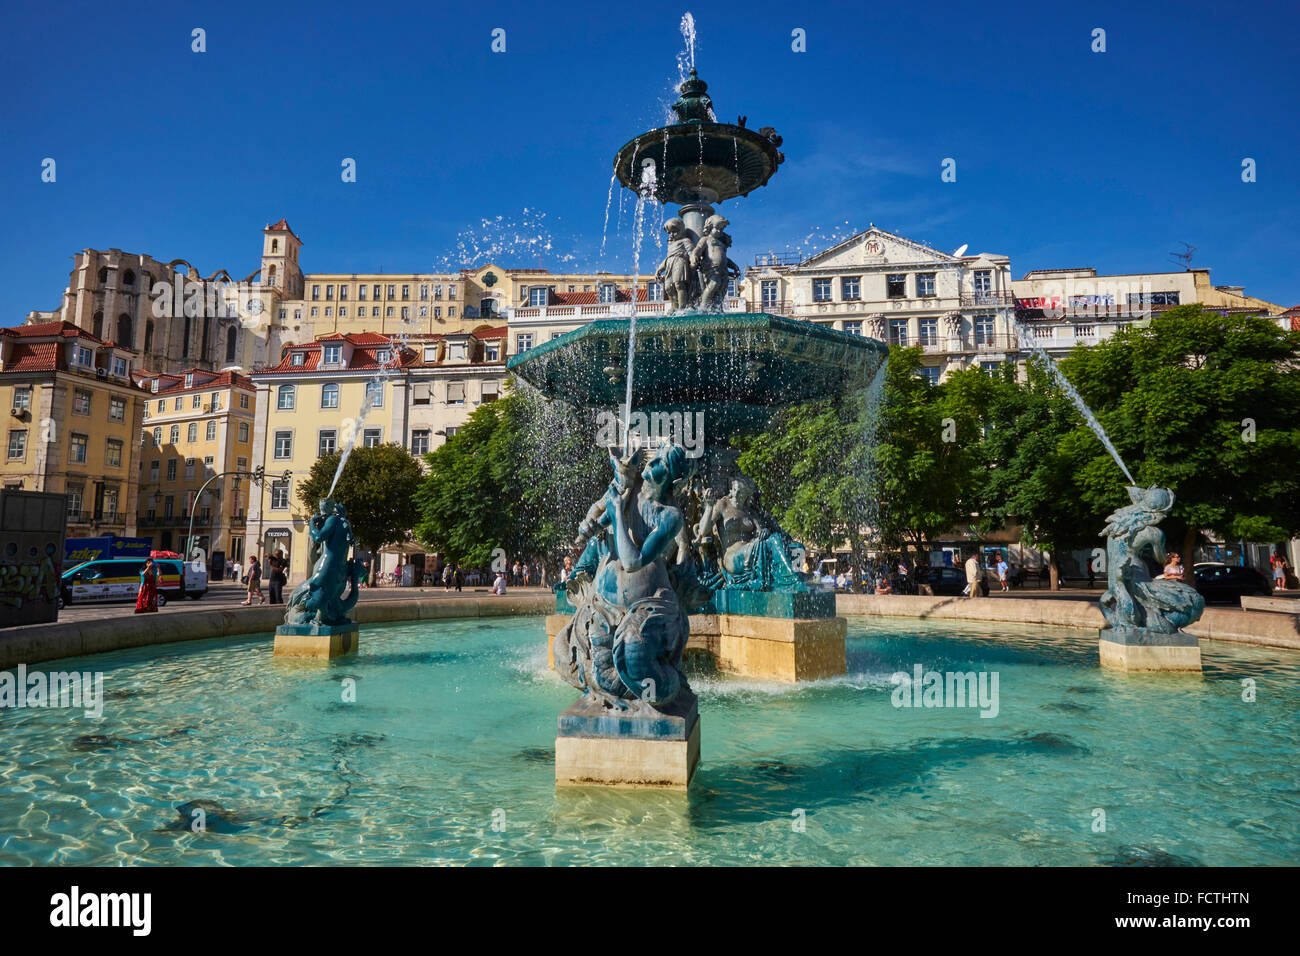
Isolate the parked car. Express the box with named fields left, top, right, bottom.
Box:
left=1191, top=563, right=1272, bottom=604
left=60, top=557, right=208, bottom=608
left=911, top=565, right=971, bottom=597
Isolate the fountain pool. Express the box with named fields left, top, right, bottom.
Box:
left=2, top=617, right=1295, bottom=866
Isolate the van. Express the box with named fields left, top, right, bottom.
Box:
left=59, top=558, right=208, bottom=608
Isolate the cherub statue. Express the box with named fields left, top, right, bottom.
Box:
left=691, top=214, right=741, bottom=312
left=1098, top=486, right=1205, bottom=633
left=654, top=217, right=698, bottom=312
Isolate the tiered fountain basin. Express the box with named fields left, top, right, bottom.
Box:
left=507, top=311, right=889, bottom=437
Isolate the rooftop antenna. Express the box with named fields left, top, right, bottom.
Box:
left=1169, top=242, right=1195, bottom=270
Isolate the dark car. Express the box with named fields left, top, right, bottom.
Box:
left=1192, top=563, right=1272, bottom=604
left=912, top=565, right=972, bottom=597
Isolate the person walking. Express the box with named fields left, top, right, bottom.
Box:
left=442, top=563, right=452, bottom=591
left=453, top=563, right=463, bottom=592
left=996, top=553, right=1009, bottom=592
left=1272, top=552, right=1288, bottom=591
left=231, top=559, right=241, bottom=584
left=134, top=557, right=159, bottom=613
left=267, top=551, right=287, bottom=604
left=241, top=555, right=266, bottom=606
left=965, top=550, right=982, bottom=600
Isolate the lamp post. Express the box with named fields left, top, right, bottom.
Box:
left=185, top=466, right=289, bottom=568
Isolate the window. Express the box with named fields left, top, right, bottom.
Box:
left=841, top=276, right=861, bottom=301
left=326, top=284, right=334, bottom=300
left=73, top=389, right=91, bottom=415
left=373, top=284, right=381, bottom=300
left=915, top=273, right=936, bottom=297
left=270, top=480, right=290, bottom=510
left=291, top=352, right=306, bottom=367
left=886, top=274, right=906, bottom=298
left=294, top=309, right=302, bottom=319
left=149, top=460, right=160, bottom=481
left=206, top=421, right=217, bottom=441
left=157, top=399, right=165, bottom=413
left=813, top=278, right=832, bottom=302
left=340, top=285, right=349, bottom=301
left=187, top=423, right=198, bottom=443
left=386, top=307, right=394, bottom=317
left=112, top=357, right=129, bottom=378
left=239, top=394, right=249, bottom=409
left=420, top=284, right=428, bottom=300
left=274, top=431, right=293, bottom=459
left=310, top=307, right=318, bottom=317
left=888, top=320, right=908, bottom=346
left=67, top=485, right=83, bottom=516
left=7, top=430, right=26, bottom=459
left=173, top=397, right=182, bottom=411
left=481, top=381, right=500, bottom=403
left=311, top=285, right=320, bottom=300
left=152, top=427, right=162, bottom=445
left=727, top=278, right=738, bottom=298
left=192, top=394, right=201, bottom=409
left=599, top=284, right=616, bottom=304
left=237, top=457, right=247, bottom=472
left=973, top=270, right=992, bottom=296
left=447, top=285, right=456, bottom=300
left=238, top=422, right=249, bottom=443
left=362, top=428, right=382, bottom=448
left=73, top=345, right=93, bottom=367
left=163, top=495, right=174, bottom=517
left=358, top=307, right=367, bottom=318
left=444, top=426, right=459, bottom=438
left=761, top=280, right=779, bottom=308
left=277, top=385, right=296, bottom=410
left=412, top=383, right=432, bottom=406
left=321, top=383, right=340, bottom=409
left=170, top=425, right=180, bottom=444
left=447, top=307, right=454, bottom=318
left=981, top=361, right=1001, bottom=375
left=843, top=321, right=862, bottom=336
left=919, top=366, right=941, bottom=387
left=484, top=344, right=500, bottom=362
left=974, top=315, right=996, bottom=345
left=529, top=287, right=548, bottom=307
left=433, top=285, right=442, bottom=300
left=411, top=430, right=431, bottom=456
left=166, top=458, right=177, bottom=481
left=106, top=439, right=123, bottom=467
left=365, top=382, right=384, bottom=408
left=376, top=348, right=392, bottom=364
left=358, top=285, right=367, bottom=301
left=417, top=306, right=426, bottom=317
left=102, top=486, right=119, bottom=518
left=108, top=397, right=126, bottom=422
left=448, top=343, right=466, bottom=362
left=447, top=381, right=465, bottom=405
left=401, top=285, right=409, bottom=300
left=1127, top=291, right=1180, bottom=307
left=318, top=430, right=337, bottom=457
left=324, top=308, right=332, bottom=318
left=12, top=387, right=31, bottom=413
left=184, top=458, right=196, bottom=480
left=516, top=333, right=534, bottom=353
left=434, top=307, right=441, bottom=319
left=919, top=318, right=938, bottom=346
left=210, top=393, right=221, bottom=411
left=647, top=281, right=663, bottom=302
left=387, top=285, right=396, bottom=299
left=70, top=433, right=88, bottom=464
left=323, top=344, right=342, bottom=365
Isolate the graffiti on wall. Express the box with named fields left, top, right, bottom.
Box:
left=0, top=543, right=61, bottom=609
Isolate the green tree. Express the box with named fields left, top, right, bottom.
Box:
left=1059, top=306, right=1300, bottom=561
left=297, top=442, right=424, bottom=585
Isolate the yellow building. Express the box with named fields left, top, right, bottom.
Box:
left=247, top=332, right=415, bottom=580
left=0, top=322, right=146, bottom=537
left=135, top=368, right=257, bottom=568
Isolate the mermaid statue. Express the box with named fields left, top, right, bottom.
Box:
left=696, top=474, right=808, bottom=592
left=283, top=498, right=368, bottom=628
left=1099, top=486, right=1205, bottom=633
left=554, top=444, right=693, bottom=712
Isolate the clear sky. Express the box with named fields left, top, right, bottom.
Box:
left=2, top=0, right=1297, bottom=323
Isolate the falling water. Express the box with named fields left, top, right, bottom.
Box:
left=600, top=173, right=618, bottom=258
left=622, top=159, right=659, bottom=446
left=678, top=12, right=697, bottom=79
left=1014, top=321, right=1136, bottom=485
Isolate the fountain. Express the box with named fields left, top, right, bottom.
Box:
left=272, top=498, right=368, bottom=659
left=509, top=58, right=887, bottom=787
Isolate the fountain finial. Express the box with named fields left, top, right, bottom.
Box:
left=671, top=68, right=713, bottom=124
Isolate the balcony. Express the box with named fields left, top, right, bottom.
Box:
left=510, top=297, right=747, bottom=322
left=961, top=291, right=1015, bottom=309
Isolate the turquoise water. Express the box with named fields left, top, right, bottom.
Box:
left=1, top=616, right=1296, bottom=866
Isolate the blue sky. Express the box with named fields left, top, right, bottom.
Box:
left=2, top=0, right=1298, bottom=323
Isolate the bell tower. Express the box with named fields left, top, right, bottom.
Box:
left=261, top=219, right=303, bottom=300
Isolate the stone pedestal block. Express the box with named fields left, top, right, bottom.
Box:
left=555, top=692, right=700, bottom=789
left=273, top=622, right=359, bottom=660
left=1098, top=627, right=1201, bottom=673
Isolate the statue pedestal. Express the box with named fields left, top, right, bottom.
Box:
left=274, top=622, right=359, bottom=660
left=546, top=612, right=846, bottom=681
left=555, top=692, right=700, bottom=789
left=1098, top=627, right=1201, bottom=673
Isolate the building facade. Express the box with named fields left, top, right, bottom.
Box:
left=0, top=322, right=147, bottom=538
left=135, top=368, right=257, bottom=566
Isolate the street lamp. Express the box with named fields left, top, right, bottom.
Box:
left=185, top=467, right=289, bottom=569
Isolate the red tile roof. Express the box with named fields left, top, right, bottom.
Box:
left=2, top=342, right=62, bottom=373
left=471, top=324, right=507, bottom=340
left=256, top=336, right=416, bottom=375
left=548, top=288, right=653, bottom=306
left=137, top=368, right=255, bottom=394
left=4, top=320, right=108, bottom=345
left=265, top=218, right=301, bottom=241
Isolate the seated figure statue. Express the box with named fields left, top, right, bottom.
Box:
left=283, top=498, right=367, bottom=627
left=695, top=474, right=806, bottom=592
left=1099, top=486, right=1205, bottom=633
left=553, top=444, right=693, bottom=712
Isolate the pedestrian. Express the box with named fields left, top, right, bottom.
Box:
left=241, top=555, right=266, bottom=606
left=442, top=563, right=452, bottom=590
left=231, top=559, right=241, bottom=584
left=453, top=563, right=463, bottom=592
left=559, top=554, right=574, bottom=583
left=267, top=550, right=287, bottom=604
left=1272, top=552, right=1288, bottom=591
left=135, top=557, right=159, bottom=613
left=522, top=562, right=530, bottom=587
left=997, top=552, right=1009, bottom=592
left=964, top=550, right=982, bottom=600
left=1161, top=552, right=1185, bottom=583
left=492, top=571, right=507, bottom=595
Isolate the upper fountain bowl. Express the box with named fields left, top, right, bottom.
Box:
left=613, top=69, right=784, bottom=205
